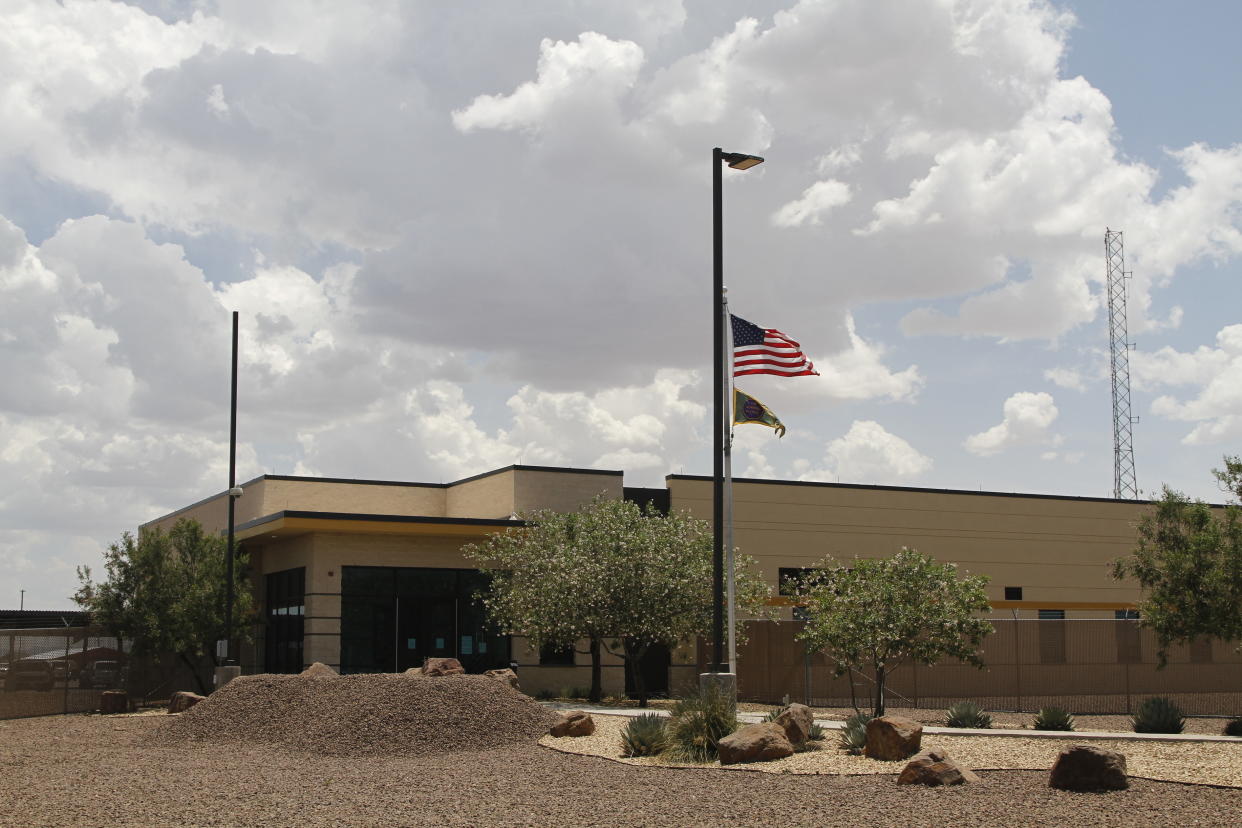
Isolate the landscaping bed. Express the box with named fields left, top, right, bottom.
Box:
left=542, top=713, right=1242, bottom=787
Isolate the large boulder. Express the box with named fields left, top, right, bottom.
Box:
left=1049, top=745, right=1129, bottom=791
left=484, top=668, right=519, bottom=690
left=167, top=691, right=206, bottom=714
left=300, top=662, right=338, bottom=678
left=421, top=658, right=466, bottom=677
left=99, top=690, right=128, bottom=715
left=549, top=711, right=595, bottom=737
left=774, top=703, right=815, bottom=744
left=897, top=750, right=980, bottom=786
left=717, top=722, right=795, bottom=765
left=864, top=716, right=923, bottom=761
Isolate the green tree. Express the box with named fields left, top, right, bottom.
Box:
left=74, top=518, right=254, bottom=694
left=465, top=497, right=772, bottom=706
left=1113, top=457, right=1242, bottom=665
left=794, top=548, right=993, bottom=717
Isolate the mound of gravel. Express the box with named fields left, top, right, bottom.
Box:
left=153, top=673, right=561, bottom=758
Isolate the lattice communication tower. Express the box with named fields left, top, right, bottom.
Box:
left=1105, top=228, right=1138, bottom=499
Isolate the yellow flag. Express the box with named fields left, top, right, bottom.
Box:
left=733, top=388, right=785, bottom=437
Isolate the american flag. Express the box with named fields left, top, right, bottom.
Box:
left=731, top=314, right=819, bottom=378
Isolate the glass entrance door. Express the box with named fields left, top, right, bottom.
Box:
left=396, top=596, right=456, bottom=672
left=341, top=566, right=511, bottom=674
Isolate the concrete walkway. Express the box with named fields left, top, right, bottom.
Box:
left=540, top=701, right=1242, bottom=743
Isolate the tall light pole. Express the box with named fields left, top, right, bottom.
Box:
left=225, top=311, right=240, bottom=665
left=711, top=148, right=764, bottom=676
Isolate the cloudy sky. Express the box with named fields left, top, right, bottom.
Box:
left=3, top=0, right=1240, bottom=609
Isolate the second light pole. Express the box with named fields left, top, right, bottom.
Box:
left=710, top=147, right=764, bottom=679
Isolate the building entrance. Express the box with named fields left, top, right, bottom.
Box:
left=340, top=566, right=510, bottom=674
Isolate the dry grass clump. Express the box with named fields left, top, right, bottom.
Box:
left=154, top=673, right=561, bottom=758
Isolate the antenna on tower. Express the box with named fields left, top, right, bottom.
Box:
left=1105, top=228, right=1138, bottom=499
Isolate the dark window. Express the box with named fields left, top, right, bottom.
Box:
left=340, top=566, right=510, bottom=675
left=539, top=643, right=575, bottom=666
left=1038, top=609, right=1066, bottom=664
left=1004, top=586, right=1023, bottom=601
left=265, top=567, right=305, bottom=673
left=778, top=567, right=822, bottom=597
left=1114, top=609, right=1139, bottom=620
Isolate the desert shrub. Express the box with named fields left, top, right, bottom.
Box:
left=663, top=684, right=739, bottom=762
left=567, top=686, right=592, bottom=700
left=944, top=700, right=993, bottom=729
left=1132, top=697, right=1185, bottom=734
left=808, top=721, right=826, bottom=741
left=837, top=712, right=871, bottom=754
left=1224, top=717, right=1242, bottom=737
left=1033, top=706, right=1075, bottom=731
left=620, top=713, right=668, bottom=757
left=534, top=688, right=557, bottom=701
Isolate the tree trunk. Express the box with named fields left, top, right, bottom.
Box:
left=589, top=638, right=602, bottom=703
left=874, top=663, right=886, bottom=718
left=624, top=639, right=649, bottom=707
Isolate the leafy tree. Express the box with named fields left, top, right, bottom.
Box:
left=465, top=496, right=772, bottom=705
left=794, top=548, right=993, bottom=717
left=1113, top=457, right=1242, bottom=665
left=74, top=518, right=254, bottom=694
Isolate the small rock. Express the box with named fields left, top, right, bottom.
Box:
left=717, top=722, right=795, bottom=765
left=421, top=658, right=466, bottom=677
left=774, top=703, right=814, bottom=744
left=1049, top=745, right=1129, bottom=791
left=300, top=662, right=338, bottom=678
left=484, top=668, right=519, bottom=690
left=549, top=711, right=595, bottom=737
left=897, top=749, right=980, bottom=786
left=864, top=715, right=923, bottom=761
left=167, top=691, right=206, bottom=714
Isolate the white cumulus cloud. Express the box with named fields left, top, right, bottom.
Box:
left=964, top=391, right=1059, bottom=456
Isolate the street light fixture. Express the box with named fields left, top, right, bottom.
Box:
left=711, top=147, right=764, bottom=680
left=721, top=152, right=765, bottom=170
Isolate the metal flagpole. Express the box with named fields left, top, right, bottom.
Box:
left=722, top=291, right=737, bottom=675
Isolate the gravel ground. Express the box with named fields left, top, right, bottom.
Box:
left=547, top=714, right=1242, bottom=787
left=1, top=712, right=1240, bottom=827
left=154, top=672, right=560, bottom=757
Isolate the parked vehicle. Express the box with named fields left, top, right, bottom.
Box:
left=5, top=659, right=54, bottom=692
left=48, top=660, right=72, bottom=681
left=79, top=660, right=122, bottom=689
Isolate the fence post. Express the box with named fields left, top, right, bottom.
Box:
left=62, top=634, right=71, bottom=715
left=1012, top=614, right=1022, bottom=713
left=1124, top=658, right=1131, bottom=714
left=803, top=644, right=811, bottom=707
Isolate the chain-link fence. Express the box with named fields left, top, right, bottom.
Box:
left=0, top=626, right=256, bottom=720
left=737, top=618, right=1242, bottom=715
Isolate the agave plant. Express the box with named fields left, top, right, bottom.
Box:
left=944, top=700, right=993, bottom=729
left=837, top=712, right=871, bottom=754
left=663, top=684, right=739, bottom=762
left=620, top=713, right=668, bottom=757
left=1132, top=697, right=1185, bottom=734
left=1033, top=706, right=1075, bottom=731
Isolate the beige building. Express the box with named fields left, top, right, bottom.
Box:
left=143, top=463, right=1197, bottom=702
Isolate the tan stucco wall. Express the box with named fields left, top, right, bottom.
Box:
left=446, top=469, right=516, bottom=519
left=258, top=478, right=446, bottom=518
left=668, top=477, right=1148, bottom=612
left=512, top=468, right=623, bottom=515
